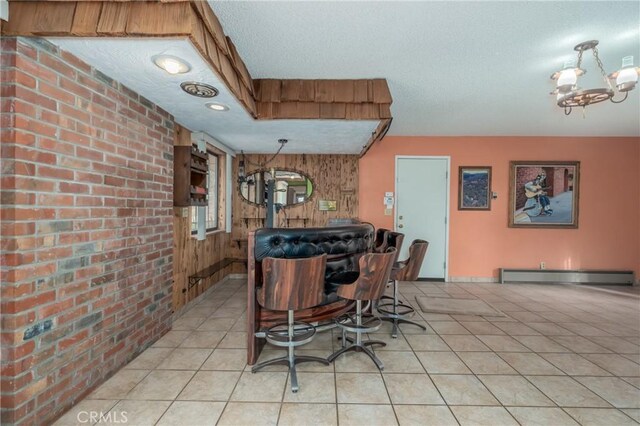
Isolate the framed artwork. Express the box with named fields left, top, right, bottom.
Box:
left=508, top=161, right=580, bottom=228
left=458, top=166, right=492, bottom=210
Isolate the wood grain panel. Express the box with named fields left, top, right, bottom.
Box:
left=173, top=125, right=233, bottom=311
left=71, top=2, right=102, bottom=36
left=333, top=80, right=355, bottom=103
left=281, top=79, right=302, bottom=102
left=319, top=102, right=347, bottom=119
left=258, top=255, right=327, bottom=311
left=379, top=104, right=392, bottom=119
left=337, top=250, right=396, bottom=301
left=218, top=51, right=241, bottom=97
left=4, top=1, right=76, bottom=35
left=226, top=36, right=253, bottom=95
left=256, top=102, right=274, bottom=119
left=190, top=12, right=208, bottom=55
left=190, top=0, right=229, bottom=55
left=314, top=80, right=334, bottom=103
left=229, top=154, right=359, bottom=260
left=392, top=240, right=428, bottom=281
left=299, top=80, right=316, bottom=102
left=126, top=2, right=192, bottom=35
left=173, top=212, right=231, bottom=310
left=203, top=32, right=221, bottom=71
left=372, top=78, right=393, bottom=103
left=353, top=80, right=370, bottom=102
left=96, top=2, right=131, bottom=35
left=255, top=79, right=282, bottom=103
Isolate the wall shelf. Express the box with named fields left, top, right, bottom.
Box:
left=284, top=218, right=309, bottom=227
left=174, top=145, right=208, bottom=207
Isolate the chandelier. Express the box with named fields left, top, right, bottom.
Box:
left=550, top=40, right=639, bottom=116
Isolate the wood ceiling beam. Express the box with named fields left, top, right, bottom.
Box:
left=3, top=0, right=393, bottom=155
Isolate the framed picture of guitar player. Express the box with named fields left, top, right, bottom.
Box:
left=509, top=161, right=580, bottom=228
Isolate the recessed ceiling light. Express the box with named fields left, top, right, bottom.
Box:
left=152, top=55, right=191, bottom=75
left=205, top=102, right=229, bottom=111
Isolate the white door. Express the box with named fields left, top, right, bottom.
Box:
left=395, top=157, right=449, bottom=279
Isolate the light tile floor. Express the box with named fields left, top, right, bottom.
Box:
left=55, top=279, right=640, bottom=425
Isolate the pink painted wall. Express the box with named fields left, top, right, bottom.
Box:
left=359, top=137, right=640, bottom=279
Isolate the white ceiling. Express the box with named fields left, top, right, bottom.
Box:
left=211, top=0, right=640, bottom=137
left=50, top=38, right=379, bottom=154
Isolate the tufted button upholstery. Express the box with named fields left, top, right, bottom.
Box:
left=254, top=224, right=374, bottom=296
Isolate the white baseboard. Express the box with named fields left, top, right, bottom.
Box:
left=448, top=276, right=499, bottom=283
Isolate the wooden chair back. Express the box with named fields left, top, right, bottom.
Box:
left=374, top=228, right=390, bottom=252
left=258, top=254, right=327, bottom=311
left=337, top=248, right=396, bottom=302
left=385, top=231, right=404, bottom=262
left=392, top=240, right=429, bottom=282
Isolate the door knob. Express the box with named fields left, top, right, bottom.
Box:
left=398, top=224, right=404, bottom=228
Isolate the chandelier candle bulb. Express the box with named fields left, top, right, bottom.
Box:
left=613, top=56, right=639, bottom=92
left=557, top=68, right=578, bottom=93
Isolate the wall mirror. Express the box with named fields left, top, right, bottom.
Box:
left=239, top=169, right=314, bottom=207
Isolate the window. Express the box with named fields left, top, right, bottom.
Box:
left=191, top=150, right=219, bottom=233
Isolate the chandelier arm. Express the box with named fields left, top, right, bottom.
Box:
left=564, top=106, right=572, bottom=116
left=610, top=91, right=629, bottom=104
left=592, top=47, right=614, bottom=91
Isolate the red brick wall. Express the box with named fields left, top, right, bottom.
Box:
left=1, top=37, right=174, bottom=425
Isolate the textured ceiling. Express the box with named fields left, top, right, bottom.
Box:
left=211, top=0, right=640, bottom=137
left=50, top=38, right=379, bottom=154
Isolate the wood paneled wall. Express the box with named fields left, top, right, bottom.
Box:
left=229, top=154, right=359, bottom=259
left=173, top=125, right=232, bottom=311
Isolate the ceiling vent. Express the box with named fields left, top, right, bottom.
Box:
left=180, top=81, right=219, bottom=98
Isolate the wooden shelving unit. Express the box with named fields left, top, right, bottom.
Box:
left=174, top=146, right=208, bottom=207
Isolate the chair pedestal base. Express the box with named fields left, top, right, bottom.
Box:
left=328, top=342, right=385, bottom=371
left=253, top=310, right=329, bottom=392
left=252, top=354, right=330, bottom=392
left=378, top=281, right=427, bottom=338
left=328, top=301, right=387, bottom=371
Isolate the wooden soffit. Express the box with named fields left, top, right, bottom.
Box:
left=2, top=0, right=393, bottom=154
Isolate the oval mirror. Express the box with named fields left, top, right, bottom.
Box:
left=239, top=169, right=314, bottom=207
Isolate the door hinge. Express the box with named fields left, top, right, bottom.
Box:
left=443, top=261, right=446, bottom=269
left=444, top=216, right=447, bottom=224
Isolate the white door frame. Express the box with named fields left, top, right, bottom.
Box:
left=394, top=155, right=450, bottom=280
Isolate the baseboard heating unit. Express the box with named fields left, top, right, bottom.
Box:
left=499, top=269, right=635, bottom=285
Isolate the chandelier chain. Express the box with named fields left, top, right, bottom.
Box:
left=241, top=139, right=287, bottom=169
left=592, top=47, right=614, bottom=90
left=576, top=49, right=584, bottom=70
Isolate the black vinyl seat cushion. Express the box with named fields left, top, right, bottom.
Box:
left=254, top=225, right=374, bottom=301
left=326, top=271, right=360, bottom=286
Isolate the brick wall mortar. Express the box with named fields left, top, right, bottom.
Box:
left=1, top=37, right=174, bottom=425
